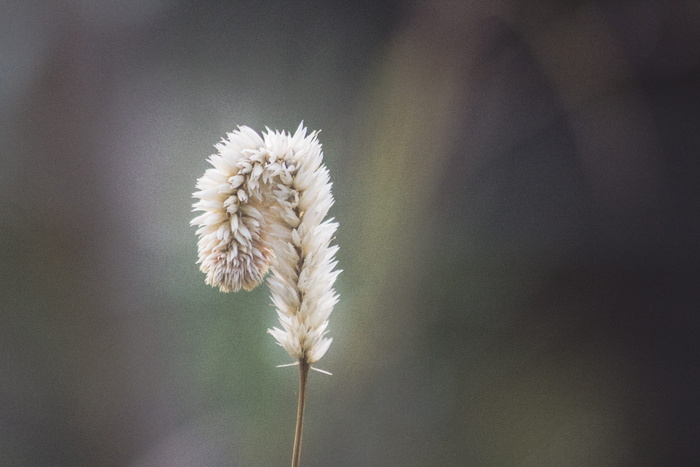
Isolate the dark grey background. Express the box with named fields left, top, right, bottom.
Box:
left=1, top=0, right=699, bottom=465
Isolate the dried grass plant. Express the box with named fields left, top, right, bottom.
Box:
left=191, top=123, right=340, bottom=466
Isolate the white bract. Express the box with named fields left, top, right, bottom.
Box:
left=191, top=123, right=340, bottom=364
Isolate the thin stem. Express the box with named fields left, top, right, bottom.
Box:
left=291, top=359, right=310, bottom=467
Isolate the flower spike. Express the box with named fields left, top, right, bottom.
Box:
left=191, top=124, right=340, bottom=364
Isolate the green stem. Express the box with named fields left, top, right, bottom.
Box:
left=291, top=359, right=310, bottom=467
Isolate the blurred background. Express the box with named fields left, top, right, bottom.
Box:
left=1, top=0, right=699, bottom=465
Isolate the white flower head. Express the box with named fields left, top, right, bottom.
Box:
left=191, top=123, right=340, bottom=364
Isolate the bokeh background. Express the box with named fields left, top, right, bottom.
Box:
left=2, top=0, right=699, bottom=465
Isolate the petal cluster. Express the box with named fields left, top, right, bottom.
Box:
left=191, top=123, right=340, bottom=363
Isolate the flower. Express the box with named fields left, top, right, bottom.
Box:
left=191, top=123, right=340, bottom=364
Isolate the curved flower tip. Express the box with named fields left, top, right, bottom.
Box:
left=191, top=123, right=340, bottom=364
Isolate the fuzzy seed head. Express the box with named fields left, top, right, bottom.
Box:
left=191, top=123, right=340, bottom=364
